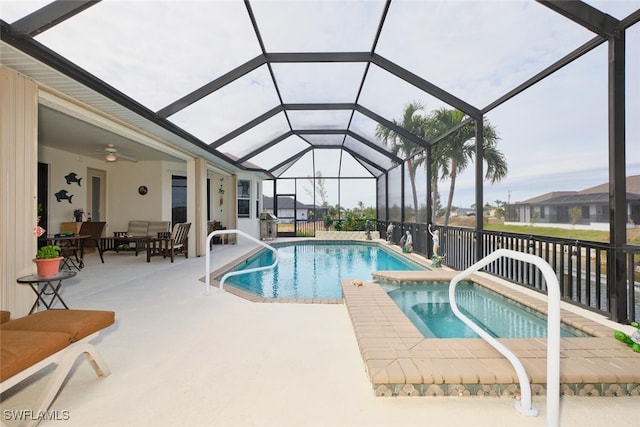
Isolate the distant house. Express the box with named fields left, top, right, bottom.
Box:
left=262, top=196, right=327, bottom=222
left=507, top=175, right=640, bottom=229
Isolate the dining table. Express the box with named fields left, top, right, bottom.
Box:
left=41, top=234, right=91, bottom=270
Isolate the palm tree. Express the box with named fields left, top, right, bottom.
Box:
left=428, top=108, right=507, bottom=226
left=430, top=138, right=450, bottom=221
left=375, top=101, right=429, bottom=222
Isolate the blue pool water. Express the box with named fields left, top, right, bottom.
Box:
left=223, top=241, right=425, bottom=298
left=384, top=283, right=590, bottom=339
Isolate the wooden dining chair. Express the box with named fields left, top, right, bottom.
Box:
left=78, top=221, right=107, bottom=263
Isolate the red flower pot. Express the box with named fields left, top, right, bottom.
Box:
left=33, top=257, right=62, bottom=277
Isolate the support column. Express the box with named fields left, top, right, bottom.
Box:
left=475, top=116, right=484, bottom=262
left=0, top=67, right=39, bottom=316
left=608, top=31, right=627, bottom=323
left=194, top=158, right=207, bottom=257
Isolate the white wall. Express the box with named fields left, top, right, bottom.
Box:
left=38, top=146, right=108, bottom=233
left=208, top=171, right=233, bottom=227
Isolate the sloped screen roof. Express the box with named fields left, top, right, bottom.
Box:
left=1, top=0, right=638, bottom=180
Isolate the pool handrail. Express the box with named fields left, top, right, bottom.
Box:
left=204, top=229, right=279, bottom=296
left=448, top=248, right=560, bottom=427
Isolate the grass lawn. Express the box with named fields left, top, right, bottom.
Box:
left=484, top=223, right=640, bottom=245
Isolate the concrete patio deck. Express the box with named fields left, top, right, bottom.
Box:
left=1, top=238, right=639, bottom=427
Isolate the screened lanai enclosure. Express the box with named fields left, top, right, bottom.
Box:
left=2, top=1, right=639, bottom=322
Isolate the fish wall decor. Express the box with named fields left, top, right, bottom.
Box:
left=65, top=172, right=82, bottom=186
left=54, top=189, right=73, bottom=203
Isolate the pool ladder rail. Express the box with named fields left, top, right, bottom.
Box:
left=204, top=229, right=279, bottom=296
left=449, top=249, right=560, bottom=427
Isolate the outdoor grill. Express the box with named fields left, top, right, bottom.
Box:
left=259, top=212, right=279, bottom=240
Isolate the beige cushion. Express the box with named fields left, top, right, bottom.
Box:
left=148, top=221, right=170, bottom=236
left=127, top=221, right=149, bottom=237
left=1, top=310, right=115, bottom=342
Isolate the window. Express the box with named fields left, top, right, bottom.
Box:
left=238, top=180, right=250, bottom=218
left=206, top=178, right=211, bottom=220
left=256, top=181, right=260, bottom=218
left=582, top=205, right=589, bottom=219
left=172, top=175, right=187, bottom=224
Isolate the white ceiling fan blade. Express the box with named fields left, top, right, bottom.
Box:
left=116, top=152, right=138, bottom=162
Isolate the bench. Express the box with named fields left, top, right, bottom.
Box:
left=0, top=309, right=115, bottom=427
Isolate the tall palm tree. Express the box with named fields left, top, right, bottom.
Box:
left=429, top=138, right=450, bottom=220
left=429, top=108, right=507, bottom=226
left=375, top=101, right=429, bottom=222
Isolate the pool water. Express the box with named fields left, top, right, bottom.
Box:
left=384, top=283, right=590, bottom=339
left=223, top=241, right=425, bottom=298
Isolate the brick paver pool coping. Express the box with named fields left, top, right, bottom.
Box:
left=342, top=271, right=640, bottom=397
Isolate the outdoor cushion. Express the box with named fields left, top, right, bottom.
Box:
left=0, top=310, right=115, bottom=342
left=127, top=221, right=149, bottom=237
left=147, top=221, right=170, bottom=236
left=0, top=330, right=71, bottom=381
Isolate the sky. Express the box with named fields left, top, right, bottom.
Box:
left=2, top=0, right=639, bottom=211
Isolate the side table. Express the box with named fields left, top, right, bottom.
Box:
left=16, top=270, right=77, bottom=314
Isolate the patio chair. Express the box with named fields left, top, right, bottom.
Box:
left=79, top=221, right=107, bottom=263
left=147, top=222, right=190, bottom=262
left=207, top=220, right=227, bottom=247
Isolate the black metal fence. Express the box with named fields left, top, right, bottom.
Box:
left=378, top=221, right=639, bottom=323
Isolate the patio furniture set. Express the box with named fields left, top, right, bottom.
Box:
left=19, top=221, right=191, bottom=317
left=97, top=220, right=191, bottom=263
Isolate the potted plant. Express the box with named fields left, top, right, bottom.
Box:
left=73, top=209, right=84, bottom=222
left=33, top=245, right=62, bottom=277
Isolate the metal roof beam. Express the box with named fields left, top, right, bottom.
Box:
left=345, top=130, right=403, bottom=164
left=268, top=146, right=313, bottom=175
left=209, top=105, right=283, bottom=148
left=341, top=146, right=383, bottom=176
left=296, top=129, right=402, bottom=163
left=157, top=54, right=267, bottom=118
left=266, top=52, right=372, bottom=63
left=371, top=53, right=481, bottom=118
left=537, top=1, right=620, bottom=37
left=9, top=0, right=99, bottom=37
left=283, top=103, right=356, bottom=110
left=355, top=104, right=431, bottom=148
left=482, top=35, right=605, bottom=114
left=235, top=131, right=295, bottom=164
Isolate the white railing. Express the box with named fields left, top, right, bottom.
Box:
left=449, top=249, right=560, bottom=427
left=204, top=229, right=279, bottom=296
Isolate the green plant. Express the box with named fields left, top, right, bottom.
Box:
left=323, top=214, right=333, bottom=231
left=36, top=245, right=61, bottom=259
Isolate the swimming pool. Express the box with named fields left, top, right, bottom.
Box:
left=223, top=241, right=425, bottom=299
left=383, top=282, right=590, bottom=339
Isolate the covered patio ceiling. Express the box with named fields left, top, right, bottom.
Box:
left=1, top=1, right=638, bottom=179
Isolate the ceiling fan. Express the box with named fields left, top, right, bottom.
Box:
left=92, top=144, right=137, bottom=162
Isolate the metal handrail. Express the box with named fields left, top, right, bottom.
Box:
left=204, top=229, right=279, bottom=296
left=449, top=249, right=560, bottom=427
